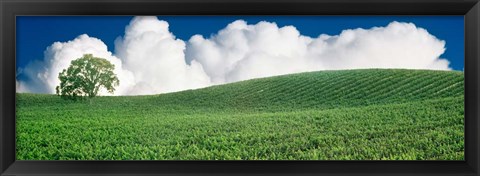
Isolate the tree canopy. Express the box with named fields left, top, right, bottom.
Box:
left=56, top=54, right=119, bottom=100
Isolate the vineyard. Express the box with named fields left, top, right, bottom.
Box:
left=16, top=69, right=464, bottom=160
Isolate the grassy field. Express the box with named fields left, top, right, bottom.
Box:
left=16, top=69, right=464, bottom=160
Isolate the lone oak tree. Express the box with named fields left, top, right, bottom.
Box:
left=56, top=54, right=120, bottom=100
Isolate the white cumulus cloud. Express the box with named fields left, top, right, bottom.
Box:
left=17, top=34, right=135, bottom=95
left=187, top=20, right=449, bottom=83
left=17, top=17, right=451, bottom=95
left=115, top=16, right=211, bottom=95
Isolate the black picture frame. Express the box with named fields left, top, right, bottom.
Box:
left=1, top=0, right=479, bottom=175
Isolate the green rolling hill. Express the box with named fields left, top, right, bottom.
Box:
left=16, top=69, right=464, bottom=160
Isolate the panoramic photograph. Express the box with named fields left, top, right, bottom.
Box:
left=16, top=16, right=464, bottom=160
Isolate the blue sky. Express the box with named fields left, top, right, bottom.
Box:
left=17, top=16, right=464, bottom=70
left=16, top=16, right=464, bottom=95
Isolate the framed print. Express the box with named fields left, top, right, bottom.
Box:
left=1, top=0, right=479, bottom=175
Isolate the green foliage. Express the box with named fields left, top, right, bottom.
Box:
left=56, top=54, right=119, bottom=100
left=17, top=69, right=464, bottom=160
